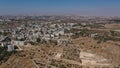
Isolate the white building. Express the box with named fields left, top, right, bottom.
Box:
left=89, top=33, right=98, bottom=38
left=57, top=39, right=70, bottom=45
left=11, top=40, right=25, bottom=46
left=7, top=45, right=14, bottom=52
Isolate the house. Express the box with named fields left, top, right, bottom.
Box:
left=7, top=45, right=14, bottom=52
left=11, top=40, right=25, bottom=46
left=1, top=37, right=11, bottom=47
left=1, top=43, right=4, bottom=47
left=57, top=39, right=70, bottom=46
left=89, top=33, right=98, bottom=38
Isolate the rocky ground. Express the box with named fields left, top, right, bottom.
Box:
left=0, top=37, right=120, bottom=68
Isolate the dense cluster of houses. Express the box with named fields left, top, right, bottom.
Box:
left=0, top=22, right=78, bottom=51
left=0, top=15, right=110, bottom=52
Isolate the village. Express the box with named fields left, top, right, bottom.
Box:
left=0, top=16, right=120, bottom=68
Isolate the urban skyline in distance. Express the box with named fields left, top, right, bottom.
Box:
left=0, top=0, right=120, bottom=16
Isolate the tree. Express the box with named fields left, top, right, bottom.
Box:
left=36, top=38, right=41, bottom=43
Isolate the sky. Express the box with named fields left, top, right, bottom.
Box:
left=0, top=0, right=120, bottom=16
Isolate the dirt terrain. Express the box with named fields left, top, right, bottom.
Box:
left=0, top=36, right=120, bottom=68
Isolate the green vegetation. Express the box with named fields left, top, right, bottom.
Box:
left=36, top=38, right=41, bottom=43
left=50, top=59, right=58, bottom=67
left=94, top=35, right=120, bottom=43
left=110, top=30, right=120, bottom=37
left=60, top=64, right=66, bottom=68
left=0, top=46, right=16, bottom=64
left=0, top=31, right=2, bottom=35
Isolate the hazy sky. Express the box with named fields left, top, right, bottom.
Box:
left=0, top=0, right=120, bottom=16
